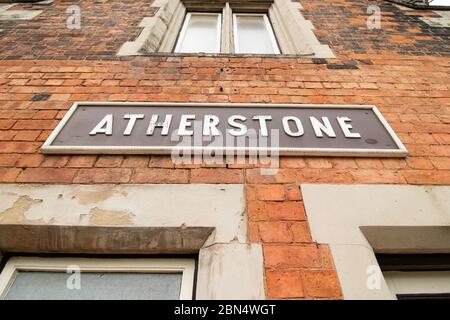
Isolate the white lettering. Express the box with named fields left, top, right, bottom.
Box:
left=252, top=115, right=272, bottom=137
left=337, top=116, right=361, bottom=138
left=146, top=114, right=172, bottom=136
left=123, top=114, right=144, bottom=136
left=89, top=114, right=113, bottom=136
left=203, top=115, right=221, bottom=136
left=228, top=115, right=247, bottom=136
left=178, top=115, right=196, bottom=136
left=282, top=116, right=304, bottom=137
left=310, top=116, right=336, bottom=138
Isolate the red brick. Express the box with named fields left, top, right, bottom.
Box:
left=351, top=170, right=405, bottom=184
left=149, top=156, right=175, bottom=168
left=430, top=157, right=450, bottom=170
left=41, top=156, right=69, bottom=168
left=266, top=202, right=306, bottom=221
left=32, top=110, right=58, bottom=120
left=17, top=168, right=76, bottom=183
left=259, top=222, right=292, bottom=243
left=297, top=169, right=354, bottom=184
left=0, top=168, right=21, bottom=182
left=406, top=157, right=434, bottom=169
left=67, top=156, right=97, bottom=168
left=285, top=184, right=302, bottom=201
left=264, top=245, right=321, bottom=268
left=0, top=154, right=20, bottom=167
left=190, top=168, right=243, bottom=183
left=318, top=245, right=335, bottom=269
left=74, top=168, right=131, bottom=184
left=122, top=156, right=149, bottom=168
left=131, top=168, right=189, bottom=184
left=13, top=130, right=41, bottom=141
left=266, top=270, right=304, bottom=299
left=95, top=156, right=123, bottom=168
left=16, top=154, right=45, bottom=168
left=401, top=170, right=450, bottom=185
left=12, top=120, right=58, bottom=130
left=305, top=158, right=332, bottom=169
left=0, top=142, right=40, bottom=153
left=355, top=159, right=384, bottom=169
left=246, top=185, right=256, bottom=200
left=303, top=270, right=342, bottom=298
left=247, top=201, right=267, bottom=221
left=330, top=158, right=358, bottom=169
left=291, top=222, right=312, bottom=243
left=0, top=120, right=16, bottom=130
left=256, top=184, right=285, bottom=201
left=279, top=157, right=306, bottom=168
left=248, top=221, right=260, bottom=242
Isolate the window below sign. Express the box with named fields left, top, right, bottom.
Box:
left=377, top=253, right=450, bottom=300
left=0, top=257, right=196, bottom=300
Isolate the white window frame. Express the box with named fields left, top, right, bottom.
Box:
left=232, top=13, right=280, bottom=55
left=0, top=257, right=196, bottom=300
left=174, top=12, right=222, bottom=53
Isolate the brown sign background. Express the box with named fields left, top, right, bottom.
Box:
left=42, top=102, right=407, bottom=157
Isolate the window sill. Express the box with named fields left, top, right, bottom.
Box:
left=137, top=52, right=317, bottom=59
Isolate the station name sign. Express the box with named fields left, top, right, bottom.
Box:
left=42, top=103, right=407, bottom=157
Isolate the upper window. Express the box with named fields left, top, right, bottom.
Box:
left=233, top=14, right=280, bottom=54
left=174, top=8, right=280, bottom=54
left=119, top=0, right=335, bottom=58
left=175, top=13, right=222, bottom=54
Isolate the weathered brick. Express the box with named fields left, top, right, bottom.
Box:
left=13, top=130, right=41, bottom=141
left=0, top=142, right=41, bottom=153
left=247, top=201, right=267, bottom=221
left=122, top=156, right=149, bottom=168
left=95, top=156, right=124, bottom=168
left=41, top=156, right=69, bottom=168
left=0, top=168, right=21, bottom=182
left=430, top=157, right=450, bottom=170
left=0, top=154, right=20, bottom=167
left=259, top=222, right=292, bottom=243
left=17, top=168, right=76, bottom=183
left=264, top=245, right=321, bottom=268
left=74, top=168, right=132, bottom=184
left=67, top=156, right=97, bottom=168
left=401, top=170, right=450, bottom=185
left=266, top=202, right=306, bottom=221
left=131, top=168, right=189, bottom=184
left=291, top=222, right=312, bottom=243
left=266, top=270, right=304, bottom=299
left=303, top=270, right=342, bottom=298
left=256, top=185, right=285, bottom=201
left=190, top=168, right=243, bottom=183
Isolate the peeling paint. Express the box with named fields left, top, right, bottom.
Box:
left=88, top=207, right=135, bottom=226
left=0, top=195, right=45, bottom=224
left=72, top=188, right=127, bottom=205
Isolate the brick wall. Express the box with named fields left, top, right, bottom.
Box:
left=0, top=0, right=449, bottom=299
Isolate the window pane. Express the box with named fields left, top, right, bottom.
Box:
left=5, top=271, right=182, bottom=300
left=234, top=15, right=279, bottom=54
left=176, top=14, right=220, bottom=53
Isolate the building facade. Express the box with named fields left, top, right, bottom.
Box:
left=0, top=0, right=449, bottom=300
